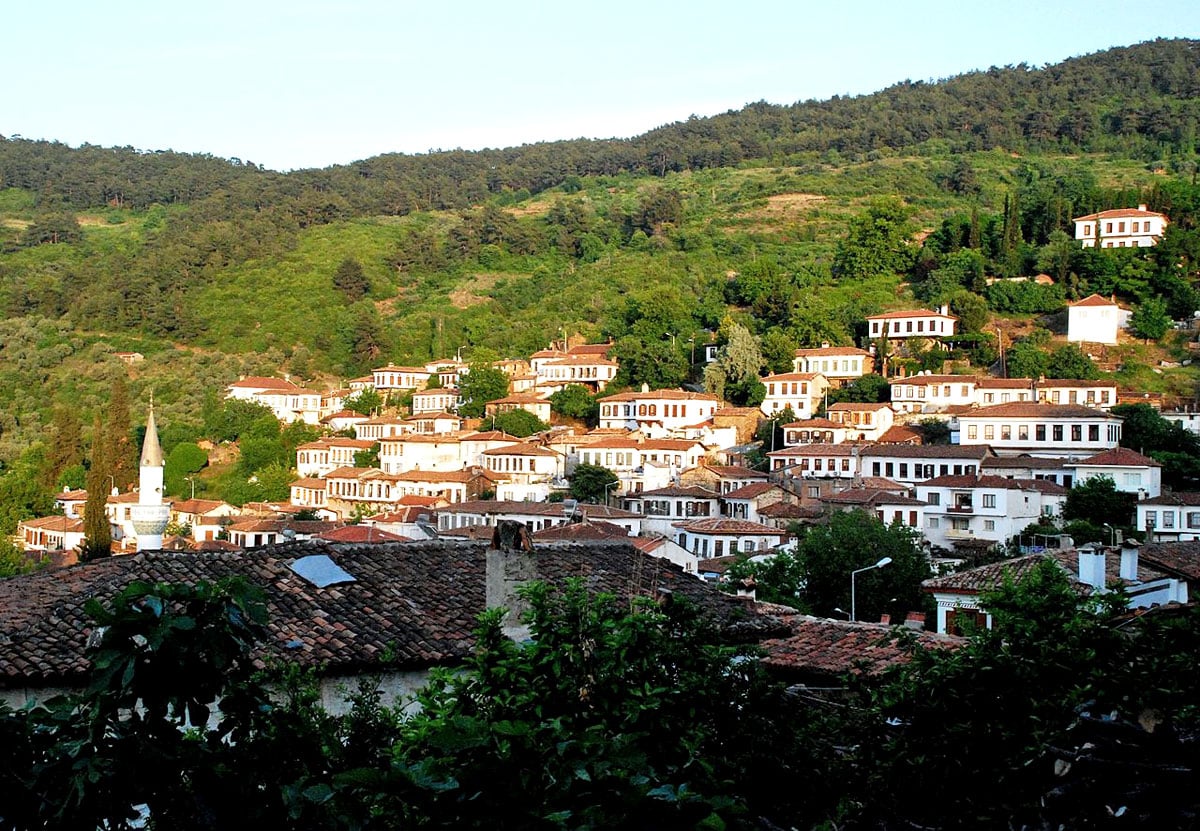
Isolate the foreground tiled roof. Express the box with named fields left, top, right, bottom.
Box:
left=1140, top=492, right=1200, bottom=507
left=923, top=550, right=1167, bottom=595
left=1140, top=541, right=1200, bottom=581
left=702, top=465, right=769, bottom=480
left=0, top=540, right=785, bottom=690
left=722, top=482, right=781, bottom=500
left=315, top=526, right=409, bottom=543
left=760, top=617, right=963, bottom=679
left=757, top=502, right=824, bottom=520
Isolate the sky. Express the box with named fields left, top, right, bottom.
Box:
left=5, top=1, right=1200, bottom=172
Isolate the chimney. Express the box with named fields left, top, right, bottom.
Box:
left=735, top=576, right=757, bottom=602
left=820, top=341, right=831, bottom=349
left=486, top=520, right=536, bottom=641
left=1077, top=545, right=1106, bottom=591
left=1138, top=204, right=1147, bottom=212
left=879, top=613, right=892, bottom=625
left=1119, top=539, right=1140, bottom=582
left=903, top=612, right=925, bottom=630
left=938, top=304, right=949, bottom=316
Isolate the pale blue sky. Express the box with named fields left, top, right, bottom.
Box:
left=5, top=1, right=1199, bottom=171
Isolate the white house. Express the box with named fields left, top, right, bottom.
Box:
left=957, top=403, right=1122, bottom=458
left=780, top=418, right=854, bottom=446
left=1035, top=379, right=1119, bottom=410
left=435, top=500, right=642, bottom=537
left=296, top=438, right=377, bottom=478
left=1073, top=205, right=1168, bottom=249
left=759, top=372, right=828, bottom=418
left=482, top=444, right=563, bottom=502
left=792, top=345, right=871, bottom=385
left=673, top=518, right=790, bottom=559
left=858, top=445, right=994, bottom=487
left=18, top=515, right=85, bottom=553
left=623, top=485, right=722, bottom=538
left=411, top=388, right=461, bottom=414
left=825, top=402, right=894, bottom=441
left=976, top=378, right=1035, bottom=407
left=923, top=543, right=1186, bottom=635
left=866, top=307, right=957, bottom=341
left=1067, top=294, right=1124, bottom=345
left=169, top=498, right=241, bottom=543
left=377, top=434, right=465, bottom=474
left=597, top=389, right=720, bottom=435
left=1137, top=493, right=1200, bottom=542
left=915, top=474, right=1060, bottom=552
left=890, top=374, right=978, bottom=414
left=822, top=489, right=926, bottom=531
left=225, top=377, right=324, bottom=425
left=371, top=365, right=432, bottom=393
left=1067, top=447, right=1161, bottom=499
left=766, top=443, right=860, bottom=477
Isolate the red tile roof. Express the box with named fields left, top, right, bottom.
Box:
left=0, top=541, right=785, bottom=688
left=1073, top=207, right=1165, bottom=221
left=867, top=308, right=957, bottom=320
left=1072, top=447, right=1160, bottom=468
left=316, top=526, right=409, bottom=543
left=794, top=346, right=869, bottom=357
left=674, top=518, right=789, bottom=535
left=1070, top=293, right=1119, bottom=308
left=760, top=617, right=963, bottom=679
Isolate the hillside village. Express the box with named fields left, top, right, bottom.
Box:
left=13, top=203, right=1200, bottom=640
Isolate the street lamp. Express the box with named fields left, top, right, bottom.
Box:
left=604, top=479, right=619, bottom=507
left=687, top=336, right=696, bottom=364
left=1102, top=523, right=1115, bottom=546
left=850, top=556, right=892, bottom=622
left=664, top=332, right=676, bottom=348
left=185, top=476, right=197, bottom=500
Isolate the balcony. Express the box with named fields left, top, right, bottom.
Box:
left=947, top=505, right=974, bottom=514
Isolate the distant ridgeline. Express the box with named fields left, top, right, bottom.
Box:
left=0, top=39, right=1197, bottom=213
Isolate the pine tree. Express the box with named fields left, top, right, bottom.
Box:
left=333, top=257, right=370, bottom=302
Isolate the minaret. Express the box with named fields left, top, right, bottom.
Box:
left=130, top=396, right=170, bottom=552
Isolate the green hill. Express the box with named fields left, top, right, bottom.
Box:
left=2, top=38, right=1200, bottom=527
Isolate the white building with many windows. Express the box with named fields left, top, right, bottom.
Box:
left=597, top=389, right=721, bottom=435
left=1137, top=493, right=1200, bottom=542
left=866, top=307, right=957, bottom=341
left=916, top=475, right=1063, bottom=551
left=1073, top=205, right=1167, bottom=249
left=957, top=403, right=1122, bottom=458
left=759, top=372, right=828, bottom=418
left=792, top=345, right=871, bottom=385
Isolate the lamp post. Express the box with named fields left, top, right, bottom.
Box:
left=687, top=336, right=696, bottom=364
left=664, top=332, right=676, bottom=348
left=604, top=479, right=619, bottom=507
left=850, top=556, right=892, bottom=622
left=185, top=476, right=197, bottom=500
left=1103, top=523, right=1115, bottom=546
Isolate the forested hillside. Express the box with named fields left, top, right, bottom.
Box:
left=2, top=38, right=1200, bottom=528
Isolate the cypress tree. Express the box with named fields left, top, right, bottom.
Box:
left=105, top=377, right=135, bottom=490
left=79, top=414, right=112, bottom=561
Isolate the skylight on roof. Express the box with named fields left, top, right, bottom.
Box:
left=290, top=554, right=356, bottom=588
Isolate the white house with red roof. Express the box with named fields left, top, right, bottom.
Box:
left=169, top=498, right=241, bottom=543
left=622, top=485, right=722, bottom=537
left=597, top=388, right=721, bottom=435
left=371, top=364, right=432, bottom=392
left=296, top=437, right=377, bottom=478
left=825, top=402, right=894, bottom=441
left=1067, top=294, right=1126, bottom=345
left=915, top=474, right=1064, bottom=551
left=1138, top=493, right=1200, bottom=542
left=759, top=372, right=828, bottom=418
left=1035, top=379, right=1119, bottom=409
left=673, top=518, right=790, bottom=559
left=792, top=345, right=871, bottom=385
left=866, top=307, right=957, bottom=341
left=18, top=515, right=85, bottom=553
left=1067, top=447, right=1161, bottom=498
left=377, top=434, right=465, bottom=474
left=411, top=387, right=461, bottom=414
left=482, top=443, right=563, bottom=502
left=1073, top=205, right=1167, bottom=249
left=225, top=376, right=324, bottom=424
left=321, top=409, right=369, bottom=432
left=485, top=393, right=552, bottom=424
left=766, top=443, right=860, bottom=478
left=780, top=418, right=854, bottom=446
left=957, top=402, right=1122, bottom=458
left=889, top=373, right=978, bottom=414
left=54, top=488, right=90, bottom=519
left=402, top=412, right=464, bottom=435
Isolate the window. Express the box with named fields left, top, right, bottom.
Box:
left=1053, top=425, right=1063, bottom=442
left=927, top=492, right=941, bottom=506
left=1071, top=425, right=1082, bottom=442
left=928, top=517, right=939, bottom=528
left=984, top=520, right=995, bottom=531
left=1188, top=512, right=1200, bottom=529
left=1146, top=511, right=1157, bottom=528
left=982, top=493, right=996, bottom=508
left=967, top=425, right=978, bottom=440
left=1000, top=425, right=1011, bottom=441
left=1088, top=425, right=1099, bottom=442
left=807, top=485, right=820, bottom=498
left=1018, top=424, right=1029, bottom=441
left=984, top=425, right=994, bottom=440
left=1163, top=512, right=1176, bottom=529
left=743, top=540, right=756, bottom=553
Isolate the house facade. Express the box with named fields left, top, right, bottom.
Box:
left=866, top=307, right=957, bottom=340
left=915, top=475, right=1060, bottom=552
left=1067, top=294, right=1123, bottom=345
left=759, top=372, right=828, bottom=418
left=957, top=403, right=1121, bottom=458
left=1073, top=205, right=1167, bottom=249
left=791, top=346, right=871, bottom=385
